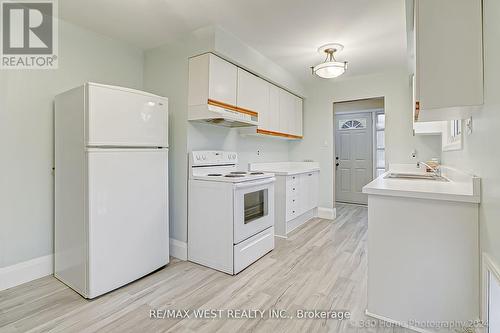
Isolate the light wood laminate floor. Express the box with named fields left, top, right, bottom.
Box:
left=0, top=204, right=413, bottom=333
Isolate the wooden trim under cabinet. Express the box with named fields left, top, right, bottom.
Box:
left=208, top=99, right=258, bottom=117
left=256, top=129, right=303, bottom=139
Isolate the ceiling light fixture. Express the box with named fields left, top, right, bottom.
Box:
left=312, top=43, right=348, bottom=79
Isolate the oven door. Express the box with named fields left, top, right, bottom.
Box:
left=233, top=178, right=275, bottom=244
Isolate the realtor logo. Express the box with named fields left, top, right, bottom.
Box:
left=1, top=0, right=58, bottom=69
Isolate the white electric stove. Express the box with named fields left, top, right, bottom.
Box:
left=188, top=151, right=276, bottom=275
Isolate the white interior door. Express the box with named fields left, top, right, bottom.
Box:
left=335, top=113, right=373, bottom=204
left=87, top=148, right=168, bottom=298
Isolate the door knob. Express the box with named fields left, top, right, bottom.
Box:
left=335, top=156, right=339, bottom=160
left=336, top=162, right=340, bottom=167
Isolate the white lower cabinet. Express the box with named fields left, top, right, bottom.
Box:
left=276, top=171, right=319, bottom=237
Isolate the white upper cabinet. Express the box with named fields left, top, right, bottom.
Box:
left=257, top=85, right=303, bottom=139
left=188, top=53, right=237, bottom=108
left=208, top=54, right=238, bottom=106
left=278, top=89, right=297, bottom=136
left=237, top=68, right=269, bottom=124
left=410, top=74, right=445, bottom=135
left=294, top=97, right=303, bottom=137
left=189, top=53, right=303, bottom=139
left=409, top=0, right=483, bottom=121
left=267, top=84, right=281, bottom=133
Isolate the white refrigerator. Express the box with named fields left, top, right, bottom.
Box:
left=54, top=82, right=169, bottom=299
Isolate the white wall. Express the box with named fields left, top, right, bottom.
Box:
left=212, top=26, right=305, bottom=97
left=0, top=20, right=144, bottom=268
left=143, top=41, right=190, bottom=246
left=489, top=272, right=500, bottom=332
left=143, top=26, right=302, bottom=245
left=441, top=0, right=500, bottom=272
left=289, top=70, right=442, bottom=209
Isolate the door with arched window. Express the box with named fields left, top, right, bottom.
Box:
left=335, top=112, right=373, bottom=204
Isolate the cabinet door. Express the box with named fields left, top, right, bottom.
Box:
left=267, top=84, right=280, bottom=132
left=298, top=174, right=310, bottom=215
left=416, top=0, right=483, bottom=112
left=308, top=172, right=319, bottom=209
left=279, top=89, right=295, bottom=134
left=294, top=97, right=303, bottom=137
left=298, top=172, right=319, bottom=213
left=237, top=68, right=269, bottom=127
left=208, top=54, right=238, bottom=107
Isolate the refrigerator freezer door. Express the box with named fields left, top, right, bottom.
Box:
left=87, top=84, right=168, bottom=147
left=87, top=148, right=169, bottom=298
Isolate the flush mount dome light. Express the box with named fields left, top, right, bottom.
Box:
left=312, top=43, right=348, bottom=79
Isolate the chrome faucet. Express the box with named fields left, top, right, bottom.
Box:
left=417, top=161, right=441, bottom=177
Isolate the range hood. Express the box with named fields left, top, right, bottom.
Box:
left=188, top=100, right=259, bottom=128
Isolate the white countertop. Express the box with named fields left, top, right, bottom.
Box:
left=249, top=162, right=320, bottom=176
left=362, top=164, right=480, bottom=203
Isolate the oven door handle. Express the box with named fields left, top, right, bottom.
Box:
left=233, top=177, right=276, bottom=189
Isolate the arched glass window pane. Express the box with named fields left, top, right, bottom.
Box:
left=339, top=118, right=367, bottom=130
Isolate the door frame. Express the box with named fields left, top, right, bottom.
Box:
left=332, top=97, right=385, bottom=206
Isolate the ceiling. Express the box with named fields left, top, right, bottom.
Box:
left=59, top=0, right=408, bottom=84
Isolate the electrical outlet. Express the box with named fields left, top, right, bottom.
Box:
left=465, top=117, right=473, bottom=135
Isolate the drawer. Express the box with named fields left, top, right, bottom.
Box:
left=286, top=209, right=297, bottom=222
left=286, top=199, right=298, bottom=221
left=286, top=174, right=299, bottom=185
left=286, top=196, right=298, bottom=210
left=286, top=181, right=299, bottom=197
left=234, top=227, right=274, bottom=274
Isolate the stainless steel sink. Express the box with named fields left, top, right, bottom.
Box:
left=384, top=172, right=449, bottom=182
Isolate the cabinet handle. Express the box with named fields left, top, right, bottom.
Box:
left=293, top=188, right=296, bottom=190
left=308, top=173, right=312, bottom=176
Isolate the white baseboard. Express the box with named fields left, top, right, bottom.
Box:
left=365, top=310, right=431, bottom=333
left=170, top=238, right=187, bottom=261
left=0, top=254, right=53, bottom=292
left=286, top=209, right=315, bottom=235
left=481, top=252, right=500, bottom=322
left=317, top=207, right=336, bottom=220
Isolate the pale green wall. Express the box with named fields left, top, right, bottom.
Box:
left=441, top=0, right=500, bottom=269
left=290, top=71, right=442, bottom=209
left=143, top=27, right=303, bottom=244
left=0, top=20, right=144, bottom=268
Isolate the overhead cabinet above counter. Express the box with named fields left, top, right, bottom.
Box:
left=188, top=53, right=303, bottom=139
left=408, top=0, right=483, bottom=122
